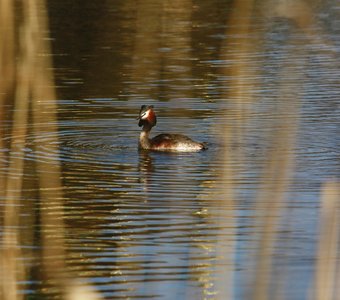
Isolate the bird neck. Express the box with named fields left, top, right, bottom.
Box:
left=139, top=125, right=153, bottom=149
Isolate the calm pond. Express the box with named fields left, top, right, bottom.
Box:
left=1, top=0, right=339, bottom=299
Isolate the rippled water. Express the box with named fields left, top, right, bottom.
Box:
left=1, top=0, right=340, bottom=299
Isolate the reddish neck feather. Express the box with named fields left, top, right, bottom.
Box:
left=147, top=109, right=156, bottom=123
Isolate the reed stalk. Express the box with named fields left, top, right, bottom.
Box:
left=1, top=0, right=27, bottom=298
left=0, top=0, right=102, bottom=299
left=313, top=182, right=340, bottom=300
left=0, top=1, right=338, bottom=300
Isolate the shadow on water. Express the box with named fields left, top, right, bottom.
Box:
left=1, top=0, right=340, bottom=300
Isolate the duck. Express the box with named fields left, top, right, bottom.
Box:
left=137, top=105, right=207, bottom=152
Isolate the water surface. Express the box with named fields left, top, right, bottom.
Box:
left=1, top=0, right=340, bottom=299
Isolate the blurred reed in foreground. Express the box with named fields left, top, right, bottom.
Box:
left=0, top=0, right=339, bottom=299
left=0, top=0, right=101, bottom=299
left=216, top=0, right=339, bottom=299
left=314, top=182, right=340, bottom=300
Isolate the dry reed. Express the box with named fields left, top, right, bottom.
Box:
left=0, top=1, right=338, bottom=300
left=313, top=182, right=340, bottom=300
left=0, top=0, right=102, bottom=299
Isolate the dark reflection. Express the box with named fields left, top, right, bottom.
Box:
left=138, top=150, right=155, bottom=185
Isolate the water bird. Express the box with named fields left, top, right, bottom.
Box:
left=137, top=105, right=207, bottom=152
